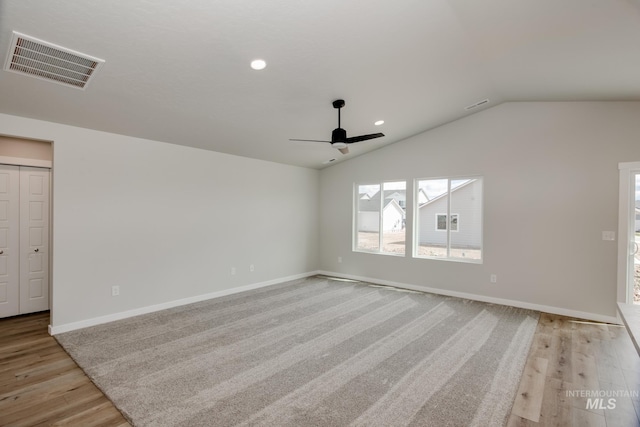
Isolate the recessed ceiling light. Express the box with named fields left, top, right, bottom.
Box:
left=374, top=120, right=385, bottom=126
left=322, top=158, right=336, bottom=164
left=250, top=59, right=267, bottom=70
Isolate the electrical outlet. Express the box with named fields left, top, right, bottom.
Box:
left=490, top=274, right=497, bottom=284
left=231, top=267, right=236, bottom=276
left=338, top=256, right=342, bottom=263
left=250, top=264, right=255, bottom=272
left=111, top=285, right=120, bottom=296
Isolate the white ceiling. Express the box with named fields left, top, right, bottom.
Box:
left=1, top=0, right=639, bottom=169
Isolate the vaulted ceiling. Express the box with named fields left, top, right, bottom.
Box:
left=1, top=0, right=639, bottom=169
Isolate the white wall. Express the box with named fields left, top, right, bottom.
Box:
left=319, top=102, right=640, bottom=321
left=0, top=113, right=319, bottom=329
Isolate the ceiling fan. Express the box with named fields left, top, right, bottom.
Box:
left=290, top=99, right=384, bottom=154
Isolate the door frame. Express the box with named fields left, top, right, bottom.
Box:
left=617, top=161, right=640, bottom=304
left=0, top=156, right=51, bottom=169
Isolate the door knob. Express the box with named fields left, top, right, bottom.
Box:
left=0, top=250, right=3, bottom=255
left=34, top=248, right=39, bottom=253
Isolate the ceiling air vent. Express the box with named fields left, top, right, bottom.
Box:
left=464, top=99, right=489, bottom=111
left=4, top=31, right=105, bottom=90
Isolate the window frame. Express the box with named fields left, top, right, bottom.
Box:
left=414, top=176, right=482, bottom=263
left=353, top=180, right=407, bottom=256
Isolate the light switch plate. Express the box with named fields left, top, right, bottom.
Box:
left=602, top=231, right=615, bottom=241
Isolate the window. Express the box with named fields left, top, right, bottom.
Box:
left=450, top=214, right=458, bottom=231
left=355, top=181, right=406, bottom=255
left=415, top=177, right=482, bottom=262
left=435, top=213, right=458, bottom=231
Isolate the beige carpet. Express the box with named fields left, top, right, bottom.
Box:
left=56, top=276, right=539, bottom=427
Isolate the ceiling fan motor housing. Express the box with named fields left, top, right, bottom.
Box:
left=332, top=127, right=347, bottom=143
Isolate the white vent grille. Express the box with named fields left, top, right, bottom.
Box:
left=4, top=32, right=105, bottom=90
left=464, top=99, right=489, bottom=111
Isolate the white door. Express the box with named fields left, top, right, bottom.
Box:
left=19, top=167, right=50, bottom=314
left=0, top=165, right=20, bottom=318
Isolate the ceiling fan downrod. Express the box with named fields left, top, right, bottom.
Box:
left=332, top=99, right=346, bottom=143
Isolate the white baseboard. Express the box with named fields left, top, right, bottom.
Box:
left=50, top=270, right=619, bottom=335
left=49, top=271, right=321, bottom=335
left=317, top=270, right=621, bottom=325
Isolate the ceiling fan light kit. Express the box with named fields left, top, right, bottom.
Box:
left=290, top=99, right=385, bottom=156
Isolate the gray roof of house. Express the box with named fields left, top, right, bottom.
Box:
left=359, top=190, right=406, bottom=212
left=418, top=179, right=477, bottom=209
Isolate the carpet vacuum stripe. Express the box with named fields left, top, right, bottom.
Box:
left=99, top=289, right=384, bottom=395
left=87, top=284, right=375, bottom=381
left=350, top=309, right=498, bottom=426
left=62, top=278, right=337, bottom=361
left=237, top=302, right=455, bottom=426
left=143, top=295, right=418, bottom=425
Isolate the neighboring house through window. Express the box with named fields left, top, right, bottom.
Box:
left=355, top=181, right=406, bottom=255
left=436, top=213, right=458, bottom=231
left=353, top=177, right=482, bottom=262
left=416, top=177, right=482, bottom=262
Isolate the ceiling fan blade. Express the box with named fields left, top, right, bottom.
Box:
left=338, top=147, right=349, bottom=155
left=289, top=138, right=331, bottom=143
left=345, top=133, right=385, bottom=144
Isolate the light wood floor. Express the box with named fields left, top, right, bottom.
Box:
left=0, top=312, right=130, bottom=426
left=508, top=313, right=640, bottom=427
left=1, top=311, right=639, bottom=426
